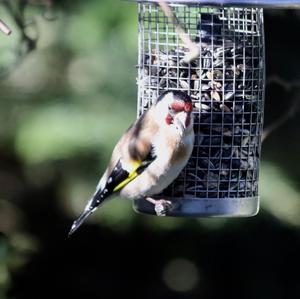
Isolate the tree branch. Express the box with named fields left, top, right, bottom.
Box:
left=158, top=0, right=197, bottom=51
left=0, top=0, right=42, bottom=79
left=262, top=76, right=300, bottom=142
left=0, top=18, right=12, bottom=35
left=266, top=75, right=300, bottom=91
left=157, top=0, right=199, bottom=63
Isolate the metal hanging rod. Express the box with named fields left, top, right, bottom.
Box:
left=133, top=0, right=300, bottom=8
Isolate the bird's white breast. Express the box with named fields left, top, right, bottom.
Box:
left=120, top=123, right=194, bottom=199
left=146, top=128, right=194, bottom=195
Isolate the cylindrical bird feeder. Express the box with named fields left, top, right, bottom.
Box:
left=132, top=0, right=300, bottom=217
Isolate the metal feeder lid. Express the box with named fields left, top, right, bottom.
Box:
left=134, top=0, right=300, bottom=8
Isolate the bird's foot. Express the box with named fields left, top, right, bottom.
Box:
left=145, top=197, right=172, bottom=216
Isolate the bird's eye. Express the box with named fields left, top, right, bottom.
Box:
left=168, top=106, right=176, bottom=115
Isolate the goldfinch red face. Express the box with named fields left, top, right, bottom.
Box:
left=161, top=91, right=193, bottom=129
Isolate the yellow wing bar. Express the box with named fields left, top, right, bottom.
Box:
left=113, top=160, right=141, bottom=192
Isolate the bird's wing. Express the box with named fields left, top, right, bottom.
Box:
left=106, top=147, right=156, bottom=193
left=68, top=146, right=156, bottom=237
left=102, top=110, right=158, bottom=195
left=68, top=111, right=158, bottom=236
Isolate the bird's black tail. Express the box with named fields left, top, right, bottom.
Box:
left=68, top=159, right=140, bottom=236
left=68, top=189, right=109, bottom=237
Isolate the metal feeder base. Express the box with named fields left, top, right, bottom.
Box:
left=133, top=197, right=259, bottom=217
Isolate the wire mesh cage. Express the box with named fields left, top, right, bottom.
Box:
left=133, top=1, right=265, bottom=216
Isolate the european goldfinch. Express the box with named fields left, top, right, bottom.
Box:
left=69, top=90, right=194, bottom=235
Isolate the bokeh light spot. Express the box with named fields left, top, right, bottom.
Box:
left=162, top=258, right=200, bottom=292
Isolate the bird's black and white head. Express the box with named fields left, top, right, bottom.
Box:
left=155, top=90, right=194, bottom=133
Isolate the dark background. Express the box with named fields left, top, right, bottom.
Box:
left=0, top=1, right=299, bottom=299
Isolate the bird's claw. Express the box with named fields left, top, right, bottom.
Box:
left=154, top=200, right=172, bottom=216
left=145, top=197, right=172, bottom=216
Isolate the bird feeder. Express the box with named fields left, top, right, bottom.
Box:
left=132, top=0, right=300, bottom=217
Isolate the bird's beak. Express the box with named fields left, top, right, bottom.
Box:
left=174, top=111, right=188, bottom=130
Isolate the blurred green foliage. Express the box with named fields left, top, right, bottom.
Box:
left=0, top=1, right=299, bottom=298
left=0, top=0, right=138, bottom=295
